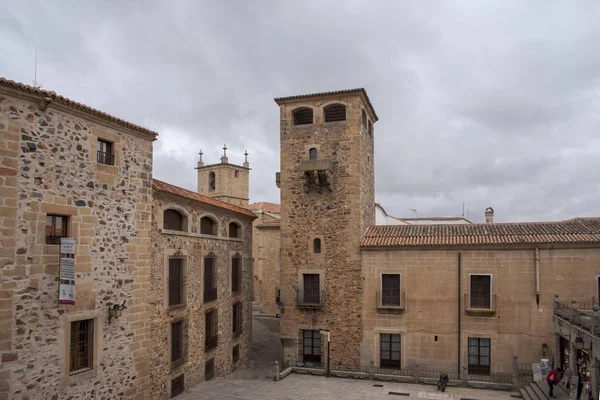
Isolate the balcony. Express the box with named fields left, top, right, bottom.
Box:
left=204, top=287, right=217, bottom=303
left=97, top=150, right=115, bottom=166
left=299, top=159, right=334, bottom=192
left=554, top=298, right=600, bottom=337
left=205, top=334, right=218, bottom=351
left=297, top=289, right=325, bottom=308
left=376, top=291, right=406, bottom=312
left=464, top=294, right=497, bottom=314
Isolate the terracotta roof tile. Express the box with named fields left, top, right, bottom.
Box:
left=153, top=179, right=256, bottom=218
left=0, top=77, right=158, bottom=139
left=274, top=88, right=378, bottom=122
left=361, top=217, right=600, bottom=248
left=246, top=202, right=281, bottom=214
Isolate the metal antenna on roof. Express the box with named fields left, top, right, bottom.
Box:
left=33, top=45, right=42, bottom=89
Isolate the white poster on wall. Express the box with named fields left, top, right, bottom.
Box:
left=59, top=237, right=76, bottom=305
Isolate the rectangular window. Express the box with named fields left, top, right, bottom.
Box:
left=46, top=214, right=68, bottom=244
left=171, top=320, right=184, bottom=367
left=205, top=310, right=218, bottom=351
left=380, top=333, right=401, bottom=369
left=232, top=303, right=242, bottom=336
left=97, top=139, right=114, bottom=165
left=470, top=275, right=491, bottom=308
left=301, top=330, right=321, bottom=365
left=168, top=258, right=184, bottom=308
left=468, top=337, right=491, bottom=375
left=171, top=374, right=184, bottom=398
left=204, top=257, right=217, bottom=302
left=205, top=359, right=215, bottom=381
left=232, top=344, right=240, bottom=363
left=303, top=274, right=320, bottom=304
left=381, top=274, right=401, bottom=306
left=69, top=319, right=94, bottom=375
left=276, top=288, right=281, bottom=304
left=231, top=257, right=241, bottom=293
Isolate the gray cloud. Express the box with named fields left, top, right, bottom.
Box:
left=1, top=0, right=599, bottom=223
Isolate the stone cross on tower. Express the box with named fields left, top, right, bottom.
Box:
left=243, top=150, right=249, bottom=168
left=198, top=149, right=204, bottom=168
left=221, top=144, right=229, bottom=164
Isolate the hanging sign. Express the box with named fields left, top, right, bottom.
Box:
left=59, top=237, right=76, bottom=305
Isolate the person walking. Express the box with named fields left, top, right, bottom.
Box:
left=547, top=368, right=563, bottom=398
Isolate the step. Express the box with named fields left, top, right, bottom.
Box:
left=531, top=381, right=549, bottom=400
left=526, top=384, right=546, bottom=400
left=520, top=388, right=534, bottom=400
left=534, top=381, right=569, bottom=400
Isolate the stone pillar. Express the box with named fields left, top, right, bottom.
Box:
left=554, top=333, right=562, bottom=369
left=274, top=361, right=280, bottom=381
left=462, top=365, right=468, bottom=386
left=413, top=363, right=420, bottom=384
left=369, top=361, right=374, bottom=380
left=512, top=356, right=519, bottom=390
left=571, top=298, right=577, bottom=324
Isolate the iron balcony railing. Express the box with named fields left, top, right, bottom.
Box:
left=97, top=150, right=114, bottom=165
left=296, top=289, right=325, bottom=307
left=205, top=334, right=218, bottom=351
left=464, top=294, right=497, bottom=313
left=376, top=291, right=406, bottom=311
left=204, top=287, right=217, bottom=303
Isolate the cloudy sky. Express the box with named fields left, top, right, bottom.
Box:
left=2, top=1, right=599, bottom=223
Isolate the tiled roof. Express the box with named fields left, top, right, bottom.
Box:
left=274, top=88, right=378, bottom=122
left=397, top=217, right=471, bottom=222
left=246, top=202, right=281, bottom=214
left=152, top=179, right=256, bottom=218
left=0, top=77, right=158, bottom=140
left=361, top=217, right=600, bottom=248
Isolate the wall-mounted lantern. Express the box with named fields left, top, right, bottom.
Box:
left=108, top=303, right=127, bottom=324
left=574, top=337, right=584, bottom=350
left=542, top=343, right=549, bottom=357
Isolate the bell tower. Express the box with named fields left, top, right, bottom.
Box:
left=275, top=89, right=377, bottom=366
left=196, top=145, right=250, bottom=206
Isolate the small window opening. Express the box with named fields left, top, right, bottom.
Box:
left=200, top=216, right=217, bottom=235
left=313, top=238, right=321, bottom=254
left=368, top=120, right=373, bottom=137
left=97, top=139, right=114, bottom=165
left=229, top=222, right=240, bottom=238
left=235, top=170, right=239, bottom=178
left=309, top=148, right=317, bottom=160
left=208, top=172, right=216, bottom=191
left=163, top=209, right=187, bottom=232
left=46, top=214, right=68, bottom=244
left=293, top=108, right=313, bottom=125
left=435, top=336, right=438, bottom=342
left=324, top=103, right=346, bottom=122
left=362, top=109, right=367, bottom=128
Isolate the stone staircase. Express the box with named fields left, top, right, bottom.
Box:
left=520, top=381, right=569, bottom=400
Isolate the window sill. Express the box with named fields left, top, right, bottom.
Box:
left=376, top=304, right=405, bottom=313
left=168, top=304, right=187, bottom=311
left=233, top=331, right=243, bottom=338
left=465, top=307, right=496, bottom=315
left=62, top=368, right=97, bottom=386
left=161, top=229, right=243, bottom=242
left=171, top=359, right=185, bottom=370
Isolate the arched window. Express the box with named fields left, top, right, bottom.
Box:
left=200, top=216, right=217, bottom=235
left=293, top=108, right=313, bottom=125
left=313, top=238, right=321, bottom=254
left=368, top=120, right=373, bottom=137
left=309, top=148, right=317, bottom=160
left=163, top=209, right=187, bottom=232
left=362, top=109, right=367, bottom=128
left=324, top=103, right=346, bottom=122
left=229, top=222, right=241, bottom=238
left=208, top=172, right=216, bottom=191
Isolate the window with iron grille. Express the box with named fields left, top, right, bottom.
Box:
left=171, top=320, right=184, bottom=367
left=168, top=258, right=184, bottom=308
left=303, top=274, right=320, bottom=304
left=46, top=214, right=68, bottom=244
left=170, top=374, right=184, bottom=398
left=205, top=310, right=218, bottom=350
left=293, top=108, right=313, bottom=125
left=381, top=274, right=401, bottom=306
left=232, top=344, right=240, bottom=363
left=232, top=303, right=242, bottom=336
left=205, top=359, right=215, bottom=381
left=313, top=238, right=321, bottom=254
left=301, top=330, right=321, bottom=364
left=163, top=209, right=186, bottom=231
left=204, top=257, right=217, bottom=302
left=468, top=337, right=491, bottom=375
left=470, top=275, right=491, bottom=308
left=97, top=139, right=114, bottom=165
left=69, top=319, right=94, bottom=375
left=380, top=333, right=401, bottom=369
left=231, top=257, right=241, bottom=293
left=324, top=103, right=346, bottom=122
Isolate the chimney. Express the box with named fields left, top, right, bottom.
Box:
left=485, top=207, right=494, bottom=224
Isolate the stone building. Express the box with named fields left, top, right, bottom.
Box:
left=274, top=88, right=600, bottom=382
left=0, top=77, right=255, bottom=399
left=150, top=179, right=255, bottom=398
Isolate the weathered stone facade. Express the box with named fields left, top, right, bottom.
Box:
left=250, top=210, right=281, bottom=315
left=0, top=80, right=156, bottom=399
left=196, top=150, right=250, bottom=207
left=149, top=182, right=255, bottom=398
left=276, top=90, right=377, bottom=366
left=360, top=246, right=600, bottom=373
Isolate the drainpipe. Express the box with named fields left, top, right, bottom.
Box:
left=535, top=248, right=540, bottom=306
left=458, top=252, right=462, bottom=378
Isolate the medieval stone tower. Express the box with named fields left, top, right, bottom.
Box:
left=196, top=146, right=250, bottom=206
left=275, top=89, right=377, bottom=367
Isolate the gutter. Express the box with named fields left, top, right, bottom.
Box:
left=535, top=248, right=540, bottom=306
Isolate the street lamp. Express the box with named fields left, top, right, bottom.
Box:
left=108, top=303, right=126, bottom=324
left=574, top=337, right=584, bottom=350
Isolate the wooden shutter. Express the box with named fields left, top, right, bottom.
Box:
left=171, top=321, right=183, bottom=363
left=168, top=259, right=183, bottom=307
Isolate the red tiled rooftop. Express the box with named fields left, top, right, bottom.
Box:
left=361, top=217, right=600, bottom=248
left=153, top=179, right=256, bottom=218
left=246, top=202, right=281, bottom=214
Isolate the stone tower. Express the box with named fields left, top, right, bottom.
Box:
left=275, top=89, right=377, bottom=367
left=196, top=145, right=251, bottom=206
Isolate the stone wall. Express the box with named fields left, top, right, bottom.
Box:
left=0, top=88, right=154, bottom=399
left=196, top=163, right=250, bottom=207
left=149, top=192, right=254, bottom=399
left=251, top=212, right=280, bottom=315
left=278, top=92, right=376, bottom=366
left=361, top=246, right=600, bottom=374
